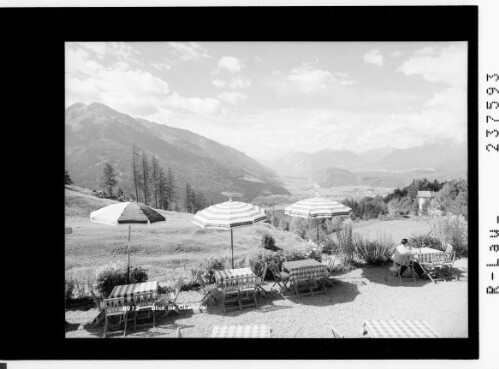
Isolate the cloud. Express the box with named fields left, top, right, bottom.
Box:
left=217, top=56, right=244, bottom=73
left=168, top=42, right=210, bottom=61
left=397, top=44, right=467, bottom=88
left=66, top=43, right=220, bottom=117
left=266, top=62, right=356, bottom=96
left=390, top=51, right=402, bottom=58
left=164, top=92, right=221, bottom=115
left=217, top=91, right=247, bottom=105
left=363, top=49, right=384, bottom=67
left=212, top=76, right=251, bottom=89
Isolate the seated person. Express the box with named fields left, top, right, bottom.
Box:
left=392, top=239, right=425, bottom=278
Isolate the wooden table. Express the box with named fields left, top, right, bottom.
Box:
left=211, top=325, right=271, bottom=338
left=214, top=268, right=257, bottom=312
left=361, top=320, right=440, bottom=338
left=282, top=259, right=328, bottom=296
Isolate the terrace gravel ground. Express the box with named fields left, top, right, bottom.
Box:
left=65, top=258, right=468, bottom=338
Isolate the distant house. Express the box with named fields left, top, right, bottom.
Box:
left=417, top=191, right=435, bottom=214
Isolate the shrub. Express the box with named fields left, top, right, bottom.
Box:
left=431, top=214, right=468, bottom=256
left=290, top=217, right=309, bottom=239
left=321, top=238, right=339, bottom=255
left=336, top=219, right=355, bottom=262
left=387, top=197, right=415, bottom=217
left=198, top=256, right=229, bottom=284
left=302, top=241, right=322, bottom=262
left=65, top=279, right=75, bottom=302
left=248, top=249, right=285, bottom=278
left=261, top=233, right=276, bottom=250
left=95, top=262, right=148, bottom=298
left=353, top=234, right=395, bottom=265
left=325, top=217, right=343, bottom=234
left=408, top=234, right=444, bottom=251
left=279, top=217, right=290, bottom=231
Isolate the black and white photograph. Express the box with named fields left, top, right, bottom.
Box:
left=64, top=41, right=470, bottom=339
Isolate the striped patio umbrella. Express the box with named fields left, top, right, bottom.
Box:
left=90, top=201, right=166, bottom=283
left=284, top=196, right=351, bottom=242
left=191, top=199, right=266, bottom=268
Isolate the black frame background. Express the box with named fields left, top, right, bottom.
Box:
left=0, top=5, right=478, bottom=360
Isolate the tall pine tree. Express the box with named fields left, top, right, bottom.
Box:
left=101, top=162, right=118, bottom=197
left=141, top=150, right=150, bottom=205
left=131, top=144, right=143, bottom=202
left=151, top=156, right=160, bottom=208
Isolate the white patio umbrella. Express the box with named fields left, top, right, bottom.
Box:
left=191, top=198, right=266, bottom=268
left=284, top=196, right=351, bottom=242
left=90, top=201, right=166, bottom=283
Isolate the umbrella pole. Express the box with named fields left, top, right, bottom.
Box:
left=317, top=221, right=319, bottom=243
left=127, top=224, right=131, bottom=284
left=231, top=228, right=234, bottom=269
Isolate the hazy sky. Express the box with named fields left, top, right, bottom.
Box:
left=66, top=41, right=467, bottom=161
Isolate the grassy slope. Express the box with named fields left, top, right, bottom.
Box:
left=65, top=186, right=308, bottom=283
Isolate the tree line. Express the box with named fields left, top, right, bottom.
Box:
left=131, top=144, right=177, bottom=210
left=66, top=143, right=211, bottom=212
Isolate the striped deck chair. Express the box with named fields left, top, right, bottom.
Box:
left=222, top=278, right=241, bottom=314
left=102, top=297, right=129, bottom=338
left=133, top=291, right=158, bottom=330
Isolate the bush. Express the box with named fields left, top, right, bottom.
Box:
left=321, top=238, right=339, bottom=255
left=431, top=214, right=468, bottom=256
left=387, top=197, right=415, bottom=217
left=197, top=256, right=229, bottom=284
left=95, top=262, right=148, bottom=298
left=248, top=249, right=286, bottom=278
left=336, top=219, right=355, bottom=262
left=353, top=234, right=395, bottom=265
left=261, top=233, right=276, bottom=250
left=408, top=234, right=444, bottom=251
left=279, top=217, right=290, bottom=231
left=65, top=279, right=75, bottom=302
left=303, top=242, right=322, bottom=262
left=290, top=217, right=309, bottom=239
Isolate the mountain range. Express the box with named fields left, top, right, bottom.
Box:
left=269, top=138, right=467, bottom=188
left=65, top=102, right=289, bottom=204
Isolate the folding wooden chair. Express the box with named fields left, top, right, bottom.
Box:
left=321, top=256, right=336, bottom=287
left=166, top=278, right=184, bottom=316
left=239, top=279, right=258, bottom=309
left=330, top=326, right=345, bottom=338
left=222, top=278, right=241, bottom=314
left=102, top=297, right=129, bottom=338
left=420, top=253, right=447, bottom=284
left=133, top=292, right=157, bottom=330
left=196, top=271, right=217, bottom=305
left=269, top=263, right=290, bottom=291
left=255, top=264, right=268, bottom=296
left=441, top=251, right=457, bottom=280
